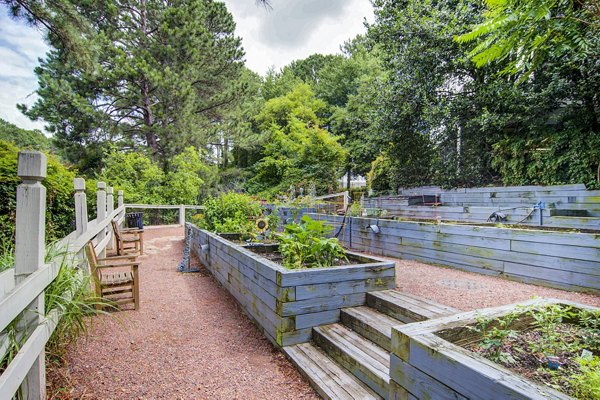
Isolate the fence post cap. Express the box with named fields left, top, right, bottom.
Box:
left=118, top=190, right=123, bottom=196
left=74, top=177, right=86, bottom=191
left=17, top=151, right=47, bottom=180
left=97, top=181, right=106, bottom=190
left=107, top=186, right=114, bottom=194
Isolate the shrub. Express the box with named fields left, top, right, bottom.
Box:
left=198, top=192, right=263, bottom=235
left=278, top=215, right=347, bottom=269
left=0, top=140, right=76, bottom=249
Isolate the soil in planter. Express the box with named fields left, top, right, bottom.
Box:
left=457, top=306, right=600, bottom=399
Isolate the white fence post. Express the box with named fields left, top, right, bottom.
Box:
left=106, top=187, right=114, bottom=250
left=74, top=178, right=88, bottom=236
left=179, top=204, right=185, bottom=226
left=117, top=190, right=124, bottom=208
left=96, top=182, right=107, bottom=258
left=14, top=151, right=47, bottom=400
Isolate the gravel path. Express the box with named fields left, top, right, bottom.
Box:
left=66, top=226, right=318, bottom=400
left=392, top=258, right=600, bottom=310
left=65, top=227, right=599, bottom=399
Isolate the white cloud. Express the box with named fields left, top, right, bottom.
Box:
left=0, top=11, right=48, bottom=131
left=222, top=0, right=374, bottom=74
left=0, top=1, right=373, bottom=132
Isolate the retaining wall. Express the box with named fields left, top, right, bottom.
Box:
left=389, top=299, right=597, bottom=399
left=363, top=184, right=600, bottom=230
left=309, top=214, right=600, bottom=293
left=187, top=223, right=396, bottom=347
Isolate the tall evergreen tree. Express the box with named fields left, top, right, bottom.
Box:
left=22, top=0, right=245, bottom=169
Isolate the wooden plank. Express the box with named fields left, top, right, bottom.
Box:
left=0, top=263, right=59, bottom=333
left=0, top=308, right=60, bottom=400
left=405, top=333, right=570, bottom=400
left=341, top=306, right=401, bottom=352
left=295, top=310, right=340, bottom=330
left=295, top=276, right=396, bottom=300
left=281, top=328, right=313, bottom=346
left=284, top=343, right=381, bottom=400
left=313, top=324, right=390, bottom=398
left=504, top=262, right=599, bottom=291
left=0, top=269, right=15, bottom=299
left=510, top=240, right=600, bottom=263
left=389, top=354, right=468, bottom=400
left=279, top=263, right=395, bottom=287
left=279, top=293, right=366, bottom=316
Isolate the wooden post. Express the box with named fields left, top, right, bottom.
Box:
left=74, top=178, right=88, bottom=236
left=106, top=187, right=114, bottom=250
left=15, top=151, right=47, bottom=400
left=179, top=204, right=185, bottom=226
left=96, top=182, right=107, bottom=258
left=117, top=190, right=124, bottom=228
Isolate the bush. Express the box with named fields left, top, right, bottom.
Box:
left=278, top=215, right=347, bottom=269
left=0, top=140, right=76, bottom=249
left=198, top=192, right=263, bottom=235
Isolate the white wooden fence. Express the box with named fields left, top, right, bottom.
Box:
left=0, top=151, right=127, bottom=400
left=0, top=150, right=204, bottom=399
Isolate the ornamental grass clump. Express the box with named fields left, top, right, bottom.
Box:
left=278, top=215, right=347, bottom=269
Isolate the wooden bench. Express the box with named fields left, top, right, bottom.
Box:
left=111, top=219, right=144, bottom=255
left=85, top=241, right=140, bottom=310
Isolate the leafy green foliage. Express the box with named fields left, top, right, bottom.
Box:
left=0, top=140, right=76, bottom=248
left=22, top=0, right=246, bottom=169
left=0, top=118, right=51, bottom=150
left=198, top=192, right=262, bottom=235
left=278, top=215, right=347, bottom=269
left=570, top=356, right=600, bottom=400
left=456, top=0, right=599, bottom=79
left=528, top=304, right=578, bottom=355
left=369, top=0, right=600, bottom=189
left=99, top=147, right=216, bottom=205
left=247, top=84, right=347, bottom=196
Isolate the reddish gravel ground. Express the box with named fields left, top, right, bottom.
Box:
left=65, top=226, right=319, bottom=400
left=64, top=227, right=600, bottom=399
left=390, top=258, right=600, bottom=310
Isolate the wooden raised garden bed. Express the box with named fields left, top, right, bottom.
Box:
left=389, top=298, right=599, bottom=400
left=187, top=223, right=396, bottom=347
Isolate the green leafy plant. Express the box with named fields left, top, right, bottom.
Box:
left=528, top=304, right=578, bottom=356
left=471, top=312, right=518, bottom=364
left=198, top=192, right=263, bottom=235
left=278, top=215, right=347, bottom=269
left=570, top=356, right=600, bottom=400
left=579, top=309, right=600, bottom=350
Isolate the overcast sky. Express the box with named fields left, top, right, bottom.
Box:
left=0, top=1, right=373, bottom=132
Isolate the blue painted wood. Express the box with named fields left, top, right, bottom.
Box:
left=279, top=263, right=395, bottom=287
left=504, top=262, right=599, bottom=290
left=389, top=354, right=468, bottom=400
left=295, top=276, right=396, bottom=300
left=281, top=328, right=313, bottom=347
left=510, top=240, right=600, bottom=263
left=279, top=293, right=367, bottom=316
left=406, top=335, right=567, bottom=400
left=295, top=309, right=340, bottom=330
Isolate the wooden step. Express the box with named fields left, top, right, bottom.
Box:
left=341, top=306, right=402, bottom=352
left=367, top=290, right=459, bottom=323
left=284, top=343, right=381, bottom=400
left=313, top=324, right=390, bottom=399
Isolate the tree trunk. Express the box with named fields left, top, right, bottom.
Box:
left=346, top=167, right=351, bottom=190
left=139, top=0, right=158, bottom=151
left=223, top=138, right=229, bottom=168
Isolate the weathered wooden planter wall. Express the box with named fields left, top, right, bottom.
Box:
left=187, top=223, right=396, bottom=347
left=309, top=214, right=600, bottom=294
left=389, top=298, right=597, bottom=399
left=363, top=184, right=600, bottom=230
